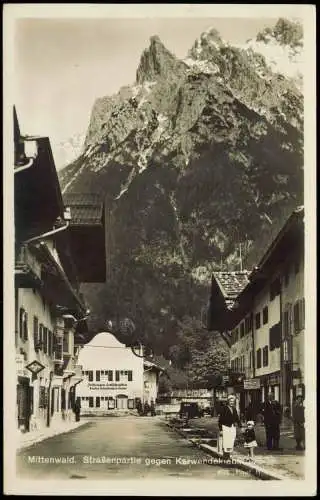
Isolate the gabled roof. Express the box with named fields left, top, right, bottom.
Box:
left=63, top=193, right=104, bottom=225
left=213, top=271, right=250, bottom=309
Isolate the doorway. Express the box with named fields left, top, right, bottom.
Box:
left=116, top=394, right=128, bottom=410
left=17, top=377, right=32, bottom=432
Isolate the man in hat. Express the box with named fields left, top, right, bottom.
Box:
left=261, top=392, right=282, bottom=450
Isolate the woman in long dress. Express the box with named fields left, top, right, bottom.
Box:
left=218, top=394, right=241, bottom=458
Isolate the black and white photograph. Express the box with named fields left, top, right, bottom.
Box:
left=3, top=4, right=316, bottom=496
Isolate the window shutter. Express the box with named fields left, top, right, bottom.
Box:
left=23, top=312, right=28, bottom=341
left=300, top=298, right=305, bottom=330
left=33, top=317, right=39, bottom=349
left=288, top=303, right=293, bottom=335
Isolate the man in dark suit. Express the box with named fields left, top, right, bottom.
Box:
left=261, top=393, right=282, bottom=450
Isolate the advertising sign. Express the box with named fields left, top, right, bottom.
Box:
left=244, top=378, right=261, bottom=390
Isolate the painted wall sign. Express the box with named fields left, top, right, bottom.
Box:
left=88, top=383, right=128, bottom=390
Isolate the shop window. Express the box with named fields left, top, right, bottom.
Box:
left=88, top=397, right=94, bottom=408
left=96, top=397, right=100, bottom=408
left=256, top=349, right=262, bottom=369
left=263, top=346, right=269, bottom=367
left=88, top=371, right=94, bottom=382
left=255, top=312, right=261, bottom=330
left=240, top=322, right=245, bottom=338
left=128, top=399, right=135, bottom=409
left=61, top=389, right=66, bottom=410
left=108, top=398, right=115, bottom=410
left=39, top=386, right=47, bottom=408
left=269, top=322, right=281, bottom=350
left=263, top=306, right=268, bottom=325
left=96, top=371, right=100, bottom=382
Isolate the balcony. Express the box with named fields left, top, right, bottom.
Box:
left=15, top=245, right=42, bottom=288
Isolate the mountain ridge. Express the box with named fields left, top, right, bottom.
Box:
left=58, top=18, right=303, bottom=356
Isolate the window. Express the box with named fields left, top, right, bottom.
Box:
left=88, top=371, right=94, bottom=382
left=245, top=317, right=250, bottom=334
left=115, top=371, right=120, bottom=382
left=249, top=350, right=252, bottom=369
left=33, top=316, right=39, bottom=349
left=283, top=338, right=291, bottom=362
left=19, top=309, right=28, bottom=341
left=96, top=397, right=100, bottom=408
left=263, top=306, right=268, bottom=325
left=43, top=327, right=48, bottom=354
left=39, top=324, right=44, bottom=349
left=255, top=312, right=261, bottom=330
left=270, top=277, right=281, bottom=301
left=89, top=397, right=94, bottom=408
left=263, top=346, right=269, bottom=366
left=284, top=266, right=290, bottom=287
left=240, top=322, right=245, bottom=338
left=269, top=322, right=281, bottom=350
left=108, top=370, right=113, bottom=381
left=39, top=386, right=47, bottom=408
left=256, top=349, right=262, bottom=369
left=63, top=331, right=69, bottom=353
left=128, top=399, right=135, bottom=410
left=294, top=299, right=305, bottom=334
left=128, top=371, right=133, bottom=382
left=235, top=328, right=239, bottom=342
left=96, top=371, right=100, bottom=382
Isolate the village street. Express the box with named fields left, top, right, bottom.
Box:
left=17, top=416, right=255, bottom=481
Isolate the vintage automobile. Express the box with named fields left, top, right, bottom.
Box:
left=179, top=401, right=203, bottom=419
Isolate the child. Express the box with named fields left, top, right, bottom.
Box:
left=243, top=420, right=258, bottom=460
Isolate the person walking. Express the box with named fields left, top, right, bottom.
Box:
left=218, top=394, right=242, bottom=458
left=243, top=420, right=258, bottom=460
left=261, top=393, right=282, bottom=450
left=74, top=397, right=81, bottom=422
left=292, top=396, right=305, bottom=450
left=143, top=401, right=150, bottom=416
left=150, top=399, right=156, bottom=417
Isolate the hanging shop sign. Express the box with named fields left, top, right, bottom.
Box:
left=244, top=378, right=261, bottom=390
left=25, top=359, right=45, bottom=375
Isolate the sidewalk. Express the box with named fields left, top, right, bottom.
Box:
left=184, top=417, right=305, bottom=479
left=17, top=419, right=90, bottom=451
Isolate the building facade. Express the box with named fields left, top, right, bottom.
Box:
left=208, top=208, right=305, bottom=416
left=14, top=108, right=106, bottom=435
left=76, top=332, right=163, bottom=415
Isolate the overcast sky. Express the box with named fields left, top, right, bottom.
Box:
left=14, top=16, right=279, bottom=168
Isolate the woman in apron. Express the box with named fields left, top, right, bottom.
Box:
left=218, top=394, right=241, bottom=458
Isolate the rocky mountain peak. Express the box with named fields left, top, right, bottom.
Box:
left=136, top=35, right=186, bottom=84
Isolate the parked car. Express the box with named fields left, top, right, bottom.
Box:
left=179, top=402, right=202, bottom=419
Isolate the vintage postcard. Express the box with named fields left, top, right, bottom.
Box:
left=3, top=3, right=316, bottom=496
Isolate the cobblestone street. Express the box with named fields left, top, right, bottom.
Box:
left=17, top=416, right=256, bottom=480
